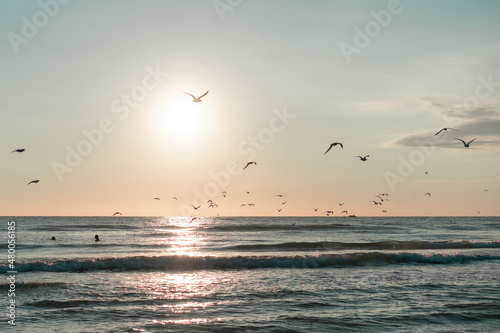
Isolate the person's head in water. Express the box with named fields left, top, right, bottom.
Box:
left=51, top=236, right=56, bottom=241
left=95, top=234, right=100, bottom=242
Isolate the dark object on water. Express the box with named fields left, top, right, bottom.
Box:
left=51, top=236, right=56, bottom=241
left=95, top=234, right=100, bottom=242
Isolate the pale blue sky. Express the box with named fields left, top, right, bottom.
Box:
left=1, top=0, right=499, bottom=216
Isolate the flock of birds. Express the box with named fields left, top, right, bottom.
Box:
left=10, top=90, right=484, bottom=217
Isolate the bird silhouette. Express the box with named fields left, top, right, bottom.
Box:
left=354, top=155, right=370, bottom=161
left=243, top=161, right=257, bottom=170
left=425, top=193, right=431, bottom=197
left=153, top=197, right=161, bottom=200
left=112, top=212, right=122, bottom=216
left=338, top=202, right=344, bottom=206
left=183, top=90, right=209, bottom=103
left=369, top=200, right=381, bottom=205
left=27, top=180, right=39, bottom=185
left=324, top=142, right=343, bottom=154
left=313, top=208, right=318, bottom=211
left=189, top=217, right=200, bottom=223
left=222, top=191, right=227, bottom=197
left=275, top=194, right=286, bottom=197
left=192, top=205, right=201, bottom=210
left=454, top=138, right=476, bottom=147
left=11, top=149, right=25, bottom=153
left=282, top=201, right=287, bottom=205
left=434, top=127, right=457, bottom=136
left=277, top=208, right=282, bottom=212
left=341, top=210, right=348, bottom=214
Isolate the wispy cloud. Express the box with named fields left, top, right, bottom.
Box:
left=389, top=97, right=500, bottom=148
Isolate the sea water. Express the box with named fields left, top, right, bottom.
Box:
left=1, top=216, right=499, bottom=332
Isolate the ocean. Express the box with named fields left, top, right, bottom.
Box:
left=1, top=216, right=500, bottom=332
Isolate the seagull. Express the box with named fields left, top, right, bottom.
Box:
left=275, top=194, right=286, bottom=197
left=246, top=191, right=250, bottom=194
left=248, top=203, right=255, bottom=207
left=325, top=210, right=334, bottom=214
left=243, top=161, right=257, bottom=170
left=189, top=217, right=200, bottom=223
left=277, top=208, right=282, bottom=212
left=382, top=210, right=387, bottom=213
left=183, top=90, right=209, bottom=103
left=434, top=127, right=457, bottom=136
left=354, top=155, right=370, bottom=161
left=11, top=149, right=25, bottom=153
left=324, top=142, right=343, bottom=154
left=240, top=204, right=246, bottom=207
left=425, top=193, right=431, bottom=197
left=313, top=208, right=318, bottom=211
left=376, top=195, right=389, bottom=202
left=112, top=212, right=122, bottom=216
left=153, top=197, right=161, bottom=200
left=27, top=180, right=39, bottom=185
left=209, top=203, right=218, bottom=208
left=454, top=138, right=476, bottom=148
left=369, top=200, right=381, bottom=205
left=192, top=205, right=201, bottom=210
left=341, top=210, right=348, bottom=214
left=282, top=201, right=287, bottom=205
left=222, top=191, right=227, bottom=197
left=338, top=202, right=344, bottom=206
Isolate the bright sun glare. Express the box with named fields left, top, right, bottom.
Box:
left=157, top=98, right=210, bottom=144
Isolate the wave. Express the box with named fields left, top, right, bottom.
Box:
left=217, top=240, right=500, bottom=252
left=2, top=252, right=499, bottom=273
left=203, top=223, right=358, bottom=232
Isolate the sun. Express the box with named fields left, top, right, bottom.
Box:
left=155, top=98, right=210, bottom=144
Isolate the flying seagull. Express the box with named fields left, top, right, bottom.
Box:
left=275, top=194, right=286, bottom=197
left=222, top=191, right=227, bottom=197
left=112, top=212, right=122, bottom=216
left=173, top=197, right=178, bottom=200
left=425, top=192, right=431, bottom=197
left=27, top=180, right=39, bottom=185
left=324, top=142, right=343, bottom=154
left=454, top=138, right=476, bottom=148
left=341, top=210, right=348, bottom=214
left=243, top=161, right=257, bottom=170
left=192, top=205, right=201, bottom=210
left=183, top=90, right=209, bottom=103
left=277, top=208, right=282, bottom=212
left=189, top=217, right=200, bottom=223
left=354, top=155, right=370, bottom=161
left=313, top=208, right=318, bottom=212
left=11, top=149, right=25, bottom=153
left=434, top=127, right=457, bottom=136
left=338, top=202, right=344, bottom=206
left=153, top=197, right=161, bottom=200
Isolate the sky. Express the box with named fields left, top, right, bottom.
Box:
left=1, top=0, right=499, bottom=217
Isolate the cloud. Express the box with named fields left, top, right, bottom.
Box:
left=390, top=98, right=500, bottom=148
